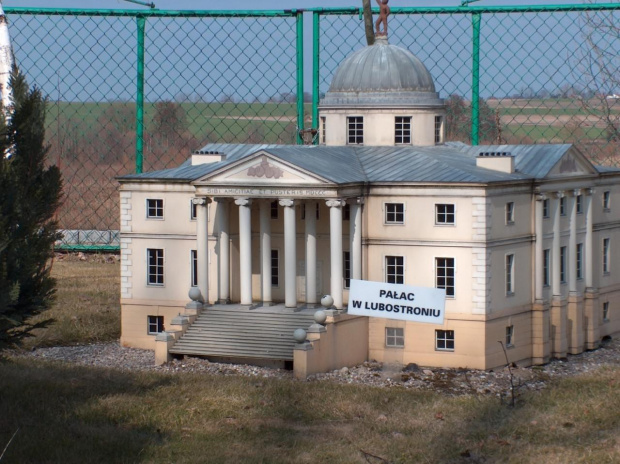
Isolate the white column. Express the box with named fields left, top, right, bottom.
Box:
left=193, top=197, right=211, bottom=304
left=535, top=194, right=545, bottom=301
left=568, top=190, right=579, bottom=293
left=280, top=199, right=297, bottom=308
left=585, top=189, right=594, bottom=289
left=350, top=198, right=363, bottom=281
left=327, top=199, right=345, bottom=309
left=259, top=201, right=272, bottom=305
left=216, top=198, right=230, bottom=303
left=305, top=200, right=317, bottom=306
left=235, top=198, right=252, bottom=305
left=552, top=192, right=563, bottom=297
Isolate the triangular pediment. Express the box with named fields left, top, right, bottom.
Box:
left=195, top=151, right=331, bottom=185
left=546, top=146, right=597, bottom=178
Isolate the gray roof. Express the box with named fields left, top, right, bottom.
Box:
left=320, top=37, right=443, bottom=108
left=118, top=142, right=610, bottom=185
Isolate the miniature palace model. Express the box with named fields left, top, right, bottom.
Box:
left=119, top=35, right=620, bottom=372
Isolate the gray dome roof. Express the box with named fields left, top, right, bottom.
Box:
left=321, top=36, right=443, bottom=108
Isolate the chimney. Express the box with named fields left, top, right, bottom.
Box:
left=476, top=151, right=514, bottom=174
left=191, top=151, right=226, bottom=166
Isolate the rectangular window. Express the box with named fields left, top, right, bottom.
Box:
left=386, top=327, right=405, bottom=347
left=271, top=249, right=279, bottom=286
left=343, top=251, right=351, bottom=289
left=395, top=116, right=411, bottom=144
left=434, top=115, right=443, bottom=144
left=385, top=256, right=404, bottom=284
left=190, top=199, right=197, bottom=221
left=576, top=243, right=583, bottom=280
left=147, top=248, right=164, bottom=286
left=603, top=302, right=610, bottom=321
left=576, top=194, right=583, bottom=214
left=147, top=199, right=163, bottom=219
left=603, top=191, right=611, bottom=211
left=343, top=204, right=350, bottom=221
left=190, top=250, right=198, bottom=287
left=506, top=202, right=515, bottom=224
left=603, top=238, right=611, bottom=274
left=270, top=201, right=278, bottom=219
left=506, top=325, right=514, bottom=347
left=506, top=254, right=515, bottom=295
left=560, top=196, right=566, bottom=216
left=347, top=116, right=363, bottom=144
left=436, top=257, right=455, bottom=297
left=543, top=199, right=549, bottom=218
left=320, top=116, right=326, bottom=144
left=147, top=315, right=164, bottom=335
left=435, top=204, right=455, bottom=225
left=435, top=330, right=454, bottom=351
left=560, top=246, right=567, bottom=283
left=385, top=203, right=404, bottom=224
left=543, top=249, right=550, bottom=287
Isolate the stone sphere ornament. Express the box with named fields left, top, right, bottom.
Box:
left=321, top=294, right=334, bottom=308
left=188, top=287, right=202, bottom=302
left=314, top=310, right=327, bottom=325
left=293, top=328, right=307, bottom=343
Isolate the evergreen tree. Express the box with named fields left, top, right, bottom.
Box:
left=0, top=69, right=62, bottom=347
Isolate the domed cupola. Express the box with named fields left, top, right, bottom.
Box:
left=319, top=36, right=445, bottom=147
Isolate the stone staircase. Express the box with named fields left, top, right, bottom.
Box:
left=169, top=306, right=317, bottom=362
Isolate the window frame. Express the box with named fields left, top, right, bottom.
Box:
left=190, top=249, right=198, bottom=287
left=560, top=196, right=566, bottom=216
left=320, top=116, right=326, bottom=144
left=271, top=249, right=280, bottom=287
left=147, top=248, right=164, bottom=286
left=343, top=251, right=351, bottom=289
left=542, top=199, right=549, bottom=218
left=505, top=253, right=515, bottom=296
left=347, top=116, right=364, bottom=145
left=560, top=246, right=567, bottom=283
left=190, top=199, right=197, bottom=221
left=603, top=238, right=611, bottom=274
left=603, top=191, right=611, bottom=211
left=543, top=249, right=550, bottom=287
left=576, top=194, right=583, bottom=214
left=435, top=203, right=455, bottom=226
left=505, top=202, right=515, bottom=224
left=386, top=327, right=405, bottom=348
left=270, top=201, right=279, bottom=219
left=603, top=301, right=610, bottom=322
left=384, top=202, right=405, bottom=225
left=147, top=315, right=164, bottom=335
left=385, top=255, right=405, bottom=284
left=436, top=257, right=455, bottom=298
left=576, top=243, right=583, bottom=280
left=434, top=115, right=444, bottom=144
left=505, top=325, right=514, bottom=348
left=395, top=116, right=412, bottom=145
left=146, top=198, right=164, bottom=220
left=435, top=329, right=454, bottom=351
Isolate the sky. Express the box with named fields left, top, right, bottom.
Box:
left=3, top=0, right=619, bottom=9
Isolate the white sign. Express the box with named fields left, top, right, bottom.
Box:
left=348, top=279, right=445, bottom=324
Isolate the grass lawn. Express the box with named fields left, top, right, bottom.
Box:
left=1, top=258, right=619, bottom=463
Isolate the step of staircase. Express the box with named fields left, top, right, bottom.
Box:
left=169, top=306, right=317, bottom=361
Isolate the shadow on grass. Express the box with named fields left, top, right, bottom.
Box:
left=0, top=357, right=174, bottom=464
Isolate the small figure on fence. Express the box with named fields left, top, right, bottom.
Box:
left=375, top=0, right=390, bottom=36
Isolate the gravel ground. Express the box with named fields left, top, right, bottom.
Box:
left=6, top=337, right=620, bottom=398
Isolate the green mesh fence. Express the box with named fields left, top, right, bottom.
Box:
left=4, top=5, right=620, bottom=250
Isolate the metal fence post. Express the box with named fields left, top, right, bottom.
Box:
left=471, top=12, right=481, bottom=146
left=312, top=10, right=320, bottom=143
left=136, top=15, right=145, bottom=174
left=296, top=10, right=304, bottom=145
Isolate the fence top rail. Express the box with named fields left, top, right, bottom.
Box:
left=3, top=7, right=302, bottom=17
left=5, top=4, right=620, bottom=17
left=310, top=4, right=620, bottom=15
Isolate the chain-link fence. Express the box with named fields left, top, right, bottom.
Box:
left=5, top=5, right=620, bottom=250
